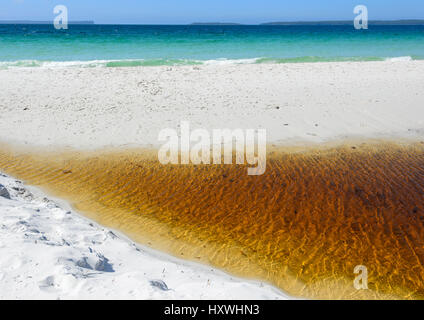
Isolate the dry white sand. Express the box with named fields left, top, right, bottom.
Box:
left=0, top=60, right=423, bottom=149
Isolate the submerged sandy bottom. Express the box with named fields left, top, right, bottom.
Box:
left=1, top=140, right=424, bottom=299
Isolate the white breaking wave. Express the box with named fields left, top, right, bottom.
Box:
left=0, top=58, right=263, bottom=69
left=0, top=56, right=418, bottom=69
left=385, top=56, right=413, bottom=62
left=0, top=59, right=111, bottom=69
left=202, top=58, right=262, bottom=65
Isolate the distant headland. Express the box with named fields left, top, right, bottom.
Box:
left=261, top=19, right=424, bottom=25
left=192, top=20, right=424, bottom=26
left=190, top=22, right=243, bottom=25
left=0, top=20, right=94, bottom=24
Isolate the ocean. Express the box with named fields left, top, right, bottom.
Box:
left=1, top=24, right=424, bottom=67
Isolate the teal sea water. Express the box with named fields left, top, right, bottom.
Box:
left=1, top=24, right=424, bottom=67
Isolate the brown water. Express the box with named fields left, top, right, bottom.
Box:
left=1, top=141, right=424, bottom=299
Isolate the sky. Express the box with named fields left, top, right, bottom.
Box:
left=1, top=0, right=423, bottom=24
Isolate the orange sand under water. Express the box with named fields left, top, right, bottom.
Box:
left=1, top=141, right=424, bottom=299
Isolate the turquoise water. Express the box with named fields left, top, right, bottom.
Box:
left=1, top=24, right=424, bottom=67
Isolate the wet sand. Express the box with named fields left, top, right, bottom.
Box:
left=1, top=140, right=424, bottom=299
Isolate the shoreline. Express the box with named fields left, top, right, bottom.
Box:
left=0, top=170, right=291, bottom=300
left=0, top=56, right=420, bottom=69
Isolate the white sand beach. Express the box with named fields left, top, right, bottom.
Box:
left=0, top=60, right=423, bottom=149
left=1, top=60, right=424, bottom=299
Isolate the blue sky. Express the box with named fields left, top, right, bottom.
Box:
left=1, top=0, right=423, bottom=24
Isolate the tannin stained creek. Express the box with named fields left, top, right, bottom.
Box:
left=1, top=140, right=424, bottom=299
